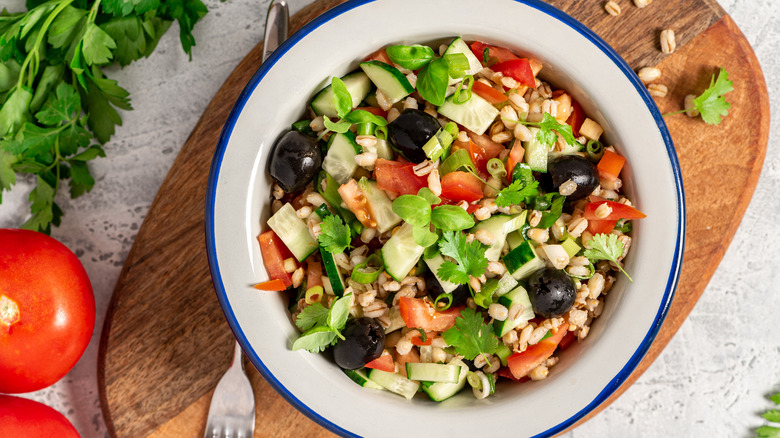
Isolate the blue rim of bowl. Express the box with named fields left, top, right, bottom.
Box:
left=205, top=0, right=685, bottom=436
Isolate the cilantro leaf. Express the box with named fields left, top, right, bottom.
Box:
left=318, top=214, right=352, bottom=254
left=495, top=178, right=539, bottom=207
left=68, top=160, right=95, bottom=198
left=291, top=326, right=338, bottom=353
left=583, top=233, right=632, bottom=282
left=536, top=112, right=578, bottom=148
left=295, top=302, right=330, bottom=332
left=437, top=231, right=488, bottom=285
left=693, top=67, right=733, bottom=125
left=442, top=307, right=500, bottom=361
left=159, top=0, right=208, bottom=59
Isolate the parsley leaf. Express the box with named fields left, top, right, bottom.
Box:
left=318, top=214, right=352, bottom=254
left=295, top=303, right=330, bottom=332
left=495, top=178, right=540, bottom=207
left=772, top=393, right=780, bottom=405
left=693, top=67, right=733, bottom=125
left=764, top=410, right=780, bottom=423
left=437, top=231, right=488, bottom=285
left=536, top=112, right=578, bottom=148
left=583, top=233, right=632, bottom=282
left=442, top=307, right=500, bottom=361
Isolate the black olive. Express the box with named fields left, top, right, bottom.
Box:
left=387, top=109, right=440, bottom=163
left=426, top=274, right=470, bottom=307
left=333, top=317, right=385, bottom=370
left=527, top=268, right=576, bottom=318
left=268, top=130, right=321, bottom=193
left=548, top=155, right=599, bottom=201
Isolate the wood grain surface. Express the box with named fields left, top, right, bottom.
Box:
left=97, top=1, right=769, bottom=437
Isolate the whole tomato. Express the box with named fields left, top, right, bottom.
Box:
left=0, top=229, right=95, bottom=393
left=0, top=394, right=80, bottom=437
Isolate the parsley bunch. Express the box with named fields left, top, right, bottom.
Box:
left=0, top=0, right=207, bottom=233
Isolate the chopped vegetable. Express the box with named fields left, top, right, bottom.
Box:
left=442, top=307, right=500, bottom=361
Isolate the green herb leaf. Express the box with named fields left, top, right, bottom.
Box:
left=437, top=231, right=488, bottom=285
left=21, top=175, right=57, bottom=233
left=442, top=307, right=500, bottom=361
left=413, top=224, right=438, bottom=247
left=0, top=86, right=33, bottom=136
left=318, top=214, right=352, bottom=254
left=495, top=178, right=539, bottom=207
left=693, top=67, right=733, bottom=125
left=537, top=194, right=565, bottom=228
left=583, top=233, right=632, bottom=282
left=331, top=76, right=352, bottom=119
left=47, top=5, right=86, bottom=49
left=345, top=109, right=387, bottom=126
left=771, top=393, right=780, bottom=405
left=535, top=112, right=578, bottom=149
left=323, top=116, right=351, bottom=134
left=417, top=187, right=441, bottom=205
left=386, top=44, right=434, bottom=70
left=327, top=293, right=352, bottom=335
left=417, top=58, right=449, bottom=106
left=764, top=410, right=780, bottom=423
left=82, top=23, right=116, bottom=65
left=35, top=82, right=80, bottom=126
left=291, top=325, right=338, bottom=353
left=392, top=194, right=430, bottom=227
left=430, top=205, right=474, bottom=231
left=0, top=151, right=18, bottom=201
left=757, top=426, right=780, bottom=438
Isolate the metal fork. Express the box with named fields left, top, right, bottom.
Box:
left=203, top=341, right=256, bottom=438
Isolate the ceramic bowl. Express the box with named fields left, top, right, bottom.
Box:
left=205, top=0, right=685, bottom=436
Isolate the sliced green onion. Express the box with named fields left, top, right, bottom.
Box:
left=486, top=158, right=506, bottom=179
left=304, top=286, right=324, bottom=304
left=292, top=119, right=312, bottom=134
left=566, top=262, right=595, bottom=280
left=440, top=148, right=476, bottom=175
left=540, top=330, right=552, bottom=341
left=433, top=293, right=452, bottom=311
left=586, top=139, right=605, bottom=161
left=444, top=121, right=459, bottom=138
left=494, top=344, right=511, bottom=366
left=375, top=125, right=388, bottom=141
left=351, top=253, right=383, bottom=284
left=357, top=122, right=375, bottom=136
left=314, top=203, right=331, bottom=219
left=416, top=328, right=427, bottom=343
left=452, top=74, right=474, bottom=105
left=423, top=133, right=445, bottom=162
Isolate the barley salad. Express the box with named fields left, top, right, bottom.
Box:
left=256, top=37, right=646, bottom=402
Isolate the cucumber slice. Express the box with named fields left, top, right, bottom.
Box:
left=311, top=71, right=372, bottom=117
left=423, top=253, right=459, bottom=294
left=504, top=240, right=546, bottom=280
left=343, top=368, right=384, bottom=390
left=360, top=61, right=414, bottom=105
left=368, top=369, right=420, bottom=400
left=523, top=127, right=548, bottom=172
left=381, top=222, right=425, bottom=281
left=469, top=212, right=527, bottom=262
left=420, top=358, right=469, bottom=402
left=267, top=203, right=318, bottom=261
left=320, top=248, right=345, bottom=296
left=506, top=229, right=524, bottom=250
left=323, top=131, right=362, bottom=185
left=406, top=363, right=461, bottom=383
left=385, top=307, right=406, bottom=333
left=561, top=236, right=581, bottom=258
left=494, top=272, right=519, bottom=297
left=358, top=178, right=401, bottom=233
left=373, top=138, right=394, bottom=160
left=493, top=285, right=535, bottom=337
left=437, top=92, right=499, bottom=136
left=443, top=37, right=483, bottom=79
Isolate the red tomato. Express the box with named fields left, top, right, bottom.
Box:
left=597, top=150, right=626, bottom=181
left=566, top=99, right=586, bottom=137
left=410, top=330, right=436, bottom=346
left=507, top=322, right=569, bottom=380
left=583, top=200, right=646, bottom=221
left=364, top=48, right=392, bottom=64
left=252, top=279, right=287, bottom=291
left=398, top=297, right=463, bottom=332
left=0, top=230, right=95, bottom=394
left=587, top=219, right=618, bottom=235
left=0, top=395, right=80, bottom=437
left=392, top=347, right=420, bottom=370
left=306, top=259, right=324, bottom=289
left=467, top=134, right=504, bottom=177
left=558, top=330, right=577, bottom=351
left=505, top=140, right=525, bottom=182
left=338, top=179, right=375, bottom=228
left=470, top=41, right=520, bottom=64
left=472, top=81, right=507, bottom=104
left=491, top=59, right=535, bottom=87
left=496, top=366, right=528, bottom=382
left=374, top=159, right=428, bottom=196
left=365, top=353, right=395, bottom=372
left=440, top=171, right=483, bottom=203
left=257, top=230, right=294, bottom=288
left=354, top=106, right=387, bottom=118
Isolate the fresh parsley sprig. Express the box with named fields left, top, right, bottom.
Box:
left=318, top=214, right=352, bottom=254
left=442, top=307, right=500, bottom=363
left=436, top=230, right=488, bottom=285
left=757, top=390, right=780, bottom=437
left=583, top=233, right=632, bottom=282
left=663, top=67, right=733, bottom=125
left=495, top=177, right=540, bottom=207
left=292, top=293, right=353, bottom=353
left=502, top=113, right=579, bottom=150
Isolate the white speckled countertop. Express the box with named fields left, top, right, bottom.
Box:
left=1, top=0, right=778, bottom=436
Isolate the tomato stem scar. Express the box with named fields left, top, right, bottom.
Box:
left=0, top=295, right=20, bottom=332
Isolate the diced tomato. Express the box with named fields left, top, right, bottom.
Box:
left=597, top=150, right=626, bottom=181
left=410, top=331, right=436, bottom=346
left=375, top=159, right=428, bottom=196
left=257, top=231, right=294, bottom=288
left=306, top=260, right=323, bottom=289
left=338, top=179, right=374, bottom=228
left=253, top=278, right=287, bottom=291
left=491, top=59, right=535, bottom=87
left=558, top=330, right=576, bottom=351
left=584, top=199, right=646, bottom=221
left=440, top=171, right=483, bottom=203
left=496, top=366, right=529, bottom=383
left=364, top=48, right=392, bottom=64
left=506, top=322, right=569, bottom=380
left=393, top=347, right=419, bottom=370
left=587, top=219, right=618, bottom=235
left=505, top=140, right=525, bottom=182
left=566, top=99, right=585, bottom=137
left=354, top=106, right=387, bottom=118
left=365, top=353, right=395, bottom=372
left=467, top=134, right=504, bottom=176
left=470, top=41, right=520, bottom=65
left=472, top=81, right=507, bottom=104
left=398, top=297, right=463, bottom=332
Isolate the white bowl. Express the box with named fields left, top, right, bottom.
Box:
left=205, top=0, right=685, bottom=436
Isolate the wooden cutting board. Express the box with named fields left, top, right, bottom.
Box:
left=97, top=1, right=769, bottom=437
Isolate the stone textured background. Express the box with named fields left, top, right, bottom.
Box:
left=0, top=0, right=777, bottom=436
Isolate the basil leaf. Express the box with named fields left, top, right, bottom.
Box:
left=345, top=109, right=388, bottom=126
left=327, top=293, right=352, bottom=332
left=291, top=326, right=338, bottom=353
left=417, top=58, right=449, bottom=106
left=431, top=205, right=475, bottom=231
left=417, top=187, right=441, bottom=205
left=392, top=194, right=431, bottom=227
left=331, top=76, right=352, bottom=119
left=386, top=44, right=434, bottom=70
left=323, top=116, right=351, bottom=133
left=413, top=224, right=438, bottom=247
